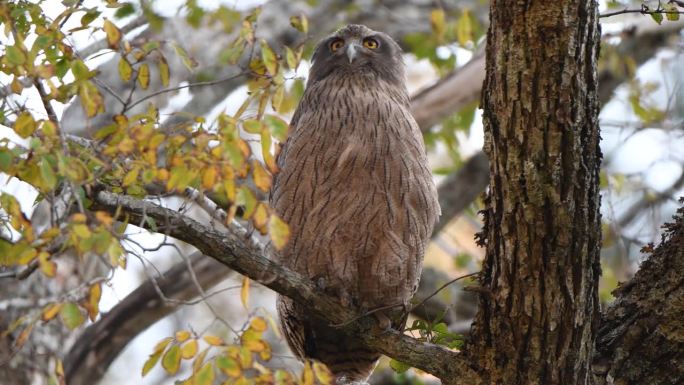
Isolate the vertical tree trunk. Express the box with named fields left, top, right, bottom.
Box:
left=468, top=1, right=602, bottom=384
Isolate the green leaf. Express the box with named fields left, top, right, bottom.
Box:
left=242, top=119, right=263, bottom=134
left=40, top=158, right=57, bottom=190
left=6, top=46, right=27, bottom=65
left=161, top=344, right=181, bottom=374
left=172, top=42, right=197, bottom=71
left=389, top=359, right=411, bottom=373
left=264, top=115, right=288, bottom=142
left=71, top=60, right=92, bottom=80
left=114, top=3, right=136, bottom=19
left=216, top=355, right=240, bottom=378
left=60, top=303, right=84, bottom=330
left=651, top=12, right=663, bottom=25
left=195, top=362, right=215, bottom=385
left=80, top=10, right=101, bottom=27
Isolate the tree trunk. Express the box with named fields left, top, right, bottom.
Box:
left=468, top=1, right=602, bottom=384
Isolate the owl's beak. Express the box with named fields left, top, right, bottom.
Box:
left=346, top=42, right=361, bottom=63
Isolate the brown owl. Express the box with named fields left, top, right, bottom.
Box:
left=270, top=24, right=440, bottom=384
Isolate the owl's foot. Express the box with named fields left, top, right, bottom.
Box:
left=372, top=312, right=392, bottom=332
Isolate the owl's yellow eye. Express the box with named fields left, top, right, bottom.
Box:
left=330, top=39, right=344, bottom=52
left=363, top=38, right=379, bottom=49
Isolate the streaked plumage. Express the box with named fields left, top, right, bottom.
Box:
left=270, top=24, right=439, bottom=384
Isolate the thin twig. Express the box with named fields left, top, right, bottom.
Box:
left=600, top=7, right=684, bottom=19
left=123, top=72, right=251, bottom=112
left=79, top=15, right=149, bottom=58
left=58, top=0, right=85, bottom=29
left=32, top=79, right=58, bottom=122
left=410, top=272, right=480, bottom=313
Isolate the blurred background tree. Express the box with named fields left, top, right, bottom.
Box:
left=0, top=0, right=682, bottom=384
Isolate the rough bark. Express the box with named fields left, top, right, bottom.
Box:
left=468, top=1, right=602, bottom=385
left=592, top=201, right=684, bottom=385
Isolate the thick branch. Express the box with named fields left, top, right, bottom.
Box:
left=86, top=189, right=480, bottom=384
left=592, top=200, right=684, bottom=385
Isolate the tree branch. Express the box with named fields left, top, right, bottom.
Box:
left=64, top=251, right=233, bottom=385
left=84, top=188, right=480, bottom=384
left=592, top=199, right=684, bottom=385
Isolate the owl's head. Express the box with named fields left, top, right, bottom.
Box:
left=308, top=24, right=404, bottom=86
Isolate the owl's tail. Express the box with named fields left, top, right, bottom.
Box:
left=311, top=339, right=380, bottom=385
left=277, top=296, right=381, bottom=384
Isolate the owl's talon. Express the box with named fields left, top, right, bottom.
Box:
left=373, top=313, right=392, bottom=332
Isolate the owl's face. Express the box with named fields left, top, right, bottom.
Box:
left=308, top=24, right=404, bottom=86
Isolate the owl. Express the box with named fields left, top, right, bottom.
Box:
left=270, top=24, right=440, bottom=384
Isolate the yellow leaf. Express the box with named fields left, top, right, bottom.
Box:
left=250, top=317, right=267, bottom=332
left=15, top=323, right=33, bottom=348
left=268, top=214, right=290, bottom=250
left=14, top=112, right=36, bottom=138
left=40, top=120, right=57, bottom=137
left=123, top=167, right=139, bottom=187
left=41, top=303, right=63, bottom=322
left=86, top=283, right=102, bottom=321
left=238, top=347, right=252, bottom=368
left=193, top=347, right=209, bottom=373
left=260, top=40, right=278, bottom=76
left=181, top=339, right=198, bottom=359
left=39, top=253, right=56, bottom=277
left=158, top=56, right=170, bottom=87
left=284, top=46, right=297, bottom=70
left=252, top=203, right=268, bottom=234
left=118, top=57, right=132, bottom=82
left=216, top=355, right=240, bottom=378
left=271, top=84, right=284, bottom=112
left=72, top=224, right=91, bottom=238
left=430, top=9, right=446, bottom=42
left=203, top=335, right=224, bottom=346
left=301, top=361, right=314, bottom=385
left=79, top=81, right=104, bottom=118
left=194, top=362, right=215, bottom=385
left=455, top=9, right=473, bottom=46
left=313, top=362, right=333, bottom=384
left=176, top=330, right=191, bottom=342
left=289, top=15, right=308, bottom=34
left=161, top=344, right=181, bottom=374
left=138, top=63, right=150, bottom=89
left=103, top=19, right=122, bottom=49
left=202, top=167, right=217, bottom=190
left=153, top=337, right=174, bottom=354
left=240, top=276, right=250, bottom=309
left=95, top=211, right=114, bottom=227
left=142, top=338, right=171, bottom=377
